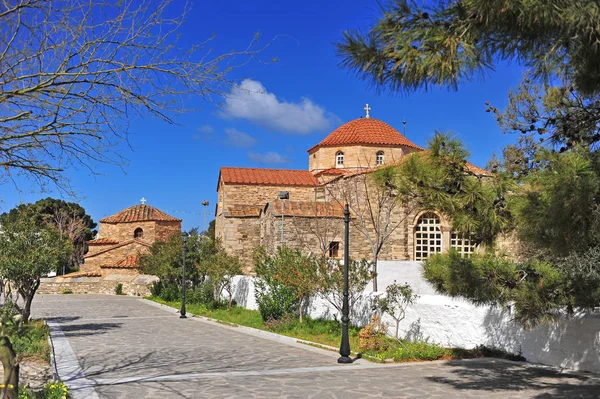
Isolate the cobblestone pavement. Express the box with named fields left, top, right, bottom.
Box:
left=33, top=294, right=600, bottom=398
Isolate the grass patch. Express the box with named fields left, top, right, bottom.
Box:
left=11, top=320, right=51, bottom=362
left=147, top=297, right=525, bottom=364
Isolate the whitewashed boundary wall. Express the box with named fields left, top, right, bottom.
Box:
left=231, top=261, right=600, bottom=374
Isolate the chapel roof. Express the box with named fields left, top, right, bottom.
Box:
left=219, top=167, right=319, bottom=187
left=87, top=238, right=119, bottom=246
left=102, top=256, right=139, bottom=269
left=100, top=204, right=181, bottom=224
left=308, top=118, right=422, bottom=153
left=267, top=200, right=347, bottom=218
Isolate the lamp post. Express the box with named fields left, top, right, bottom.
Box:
left=180, top=232, right=189, bottom=319
left=201, top=200, right=209, bottom=232
left=277, top=191, right=289, bottom=246
left=338, top=203, right=353, bottom=363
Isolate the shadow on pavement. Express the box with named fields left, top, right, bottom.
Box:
left=426, top=360, right=599, bottom=398
left=59, top=322, right=123, bottom=337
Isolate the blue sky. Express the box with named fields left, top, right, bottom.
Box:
left=2, top=0, right=525, bottom=231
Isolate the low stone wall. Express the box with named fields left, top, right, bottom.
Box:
left=39, top=274, right=158, bottom=296
left=230, top=261, right=600, bottom=374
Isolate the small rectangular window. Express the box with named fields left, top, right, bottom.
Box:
left=328, top=241, right=340, bottom=258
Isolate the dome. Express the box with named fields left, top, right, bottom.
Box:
left=308, top=118, right=421, bottom=152
left=100, top=204, right=181, bottom=223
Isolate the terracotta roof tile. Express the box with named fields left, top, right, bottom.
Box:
left=102, top=256, right=139, bottom=269
left=100, top=204, right=181, bottom=224
left=87, top=238, right=119, bottom=246
left=61, top=271, right=102, bottom=278
left=308, top=118, right=421, bottom=152
left=224, top=205, right=262, bottom=218
left=219, top=167, right=319, bottom=187
left=269, top=201, right=346, bottom=218
left=313, top=168, right=349, bottom=177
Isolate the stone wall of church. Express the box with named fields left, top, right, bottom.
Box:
left=99, top=221, right=159, bottom=243
left=221, top=184, right=318, bottom=208
left=155, top=221, right=182, bottom=242
left=308, top=145, right=410, bottom=172
left=220, top=216, right=261, bottom=274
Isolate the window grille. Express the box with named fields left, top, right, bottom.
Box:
left=414, top=213, right=442, bottom=261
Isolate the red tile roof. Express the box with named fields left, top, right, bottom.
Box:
left=102, top=256, right=139, bottom=269
left=313, top=168, right=349, bottom=177
left=100, top=204, right=181, bottom=224
left=87, top=238, right=119, bottom=246
left=308, top=118, right=421, bottom=152
left=269, top=201, right=347, bottom=218
left=219, top=167, right=319, bottom=187
left=223, top=205, right=263, bottom=218
left=61, top=271, right=102, bottom=278
left=83, top=239, right=152, bottom=259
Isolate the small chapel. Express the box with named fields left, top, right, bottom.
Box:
left=77, top=201, right=182, bottom=277
left=215, top=106, right=491, bottom=273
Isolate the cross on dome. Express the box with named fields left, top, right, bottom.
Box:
left=364, top=103, right=371, bottom=119
left=140, top=197, right=147, bottom=205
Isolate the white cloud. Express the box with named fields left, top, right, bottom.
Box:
left=221, top=79, right=339, bottom=134
left=224, top=128, right=257, bottom=148
left=197, top=125, right=214, bottom=133
left=248, top=151, right=290, bottom=165
left=193, top=124, right=215, bottom=141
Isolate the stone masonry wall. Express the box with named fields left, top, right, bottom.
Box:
left=99, top=221, right=158, bottom=242
left=221, top=216, right=261, bottom=274
left=309, top=145, right=410, bottom=172
left=155, top=220, right=182, bottom=242
left=39, top=275, right=158, bottom=296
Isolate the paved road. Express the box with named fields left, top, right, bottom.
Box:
left=33, top=294, right=600, bottom=398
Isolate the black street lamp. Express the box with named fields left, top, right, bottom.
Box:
left=180, top=232, right=189, bottom=319
left=277, top=191, right=289, bottom=246
left=338, top=203, right=353, bottom=363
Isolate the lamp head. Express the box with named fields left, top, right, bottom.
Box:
left=202, top=200, right=209, bottom=206
left=278, top=191, right=289, bottom=200
left=181, top=232, right=189, bottom=243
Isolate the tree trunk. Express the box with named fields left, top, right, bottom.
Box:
left=299, top=297, right=303, bottom=323
left=395, top=321, right=400, bottom=341
left=0, top=336, right=18, bottom=399
left=372, top=255, right=378, bottom=292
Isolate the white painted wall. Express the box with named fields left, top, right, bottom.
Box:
left=231, top=261, right=600, bottom=374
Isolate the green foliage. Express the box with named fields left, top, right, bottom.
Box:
left=374, top=282, right=418, bottom=340
left=336, top=0, right=600, bottom=96
left=139, top=229, right=209, bottom=289
left=0, top=214, right=72, bottom=323
left=254, top=247, right=298, bottom=322
left=201, top=243, right=242, bottom=309
left=18, top=381, right=68, bottom=399
left=254, top=247, right=318, bottom=322
left=60, top=290, right=72, bottom=295
left=114, top=283, right=124, bottom=295
left=10, top=321, right=50, bottom=361
left=1, top=198, right=96, bottom=275
left=511, top=148, right=600, bottom=255
left=423, top=251, right=590, bottom=327
left=395, top=133, right=513, bottom=245
left=317, top=258, right=372, bottom=319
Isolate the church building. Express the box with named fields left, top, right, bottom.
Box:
left=77, top=202, right=181, bottom=277
left=215, top=107, right=489, bottom=273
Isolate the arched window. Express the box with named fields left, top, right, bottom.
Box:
left=134, top=228, right=144, bottom=239
left=451, top=232, right=476, bottom=258
left=336, top=151, right=344, bottom=167
left=414, top=213, right=442, bottom=261
left=376, top=151, right=385, bottom=165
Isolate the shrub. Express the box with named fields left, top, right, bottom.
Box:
left=60, top=289, right=72, bottom=294
left=114, top=283, right=124, bottom=295
left=187, top=280, right=214, bottom=306
left=254, top=278, right=297, bottom=322
left=358, top=314, right=387, bottom=351
left=19, top=381, right=69, bottom=399
left=392, top=341, right=449, bottom=361
left=11, top=321, right=51, bottom=361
